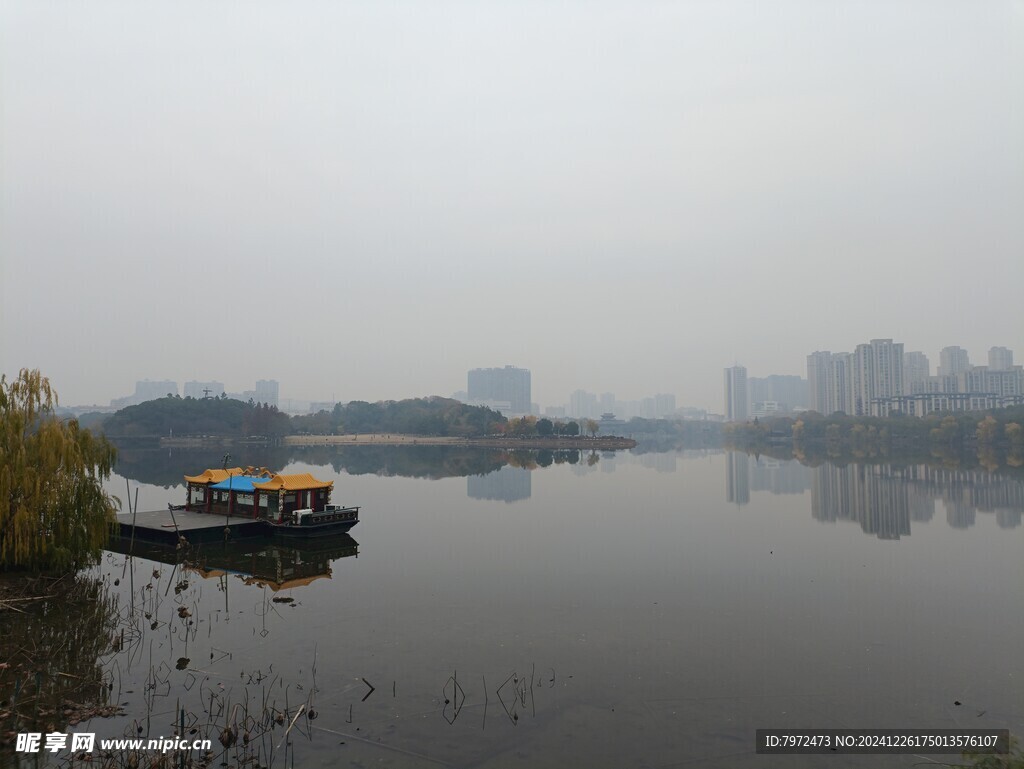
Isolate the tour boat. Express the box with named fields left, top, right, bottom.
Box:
left=182, top=466, right=360, bottom=537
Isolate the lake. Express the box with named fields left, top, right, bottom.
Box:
left=6, top=446, right=1022, bottom=768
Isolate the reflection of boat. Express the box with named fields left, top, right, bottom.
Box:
left=109, top=533, right=359, bottom=592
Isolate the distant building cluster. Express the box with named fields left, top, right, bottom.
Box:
left=466, top=365, right=531, bottom=416
left=110, top=379, right=181, bottom=408
left=806, top=341, right=1023, bottom=418
left=456, top=367, right=681, bottom=422
left=561, top=390, right=676, bottom=420
left=111, top=379, right=279, bottom=409
left=723, top=366, right=809, bottom=421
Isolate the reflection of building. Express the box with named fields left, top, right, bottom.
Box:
left=726, top=451, right=750, bottom=505
left=811, top=462, right=1024, bottom=538
left=638, top=452, right=677, bottom=473
left=811, top=463, right=910, bottom=539
left=750, top=458, right=811, bottom=495
left=906, top=465, right=1024, bottom=530
left=467, top=466, right=532, bottom=503
left=468, top=366, right=531, bottom=415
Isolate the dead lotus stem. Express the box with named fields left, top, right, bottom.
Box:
left=276, top=704, right=305, bottom=750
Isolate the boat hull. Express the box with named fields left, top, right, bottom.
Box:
left=266, top=506, right=360, bottom=538
left=266, top=519, right=358, bottom=538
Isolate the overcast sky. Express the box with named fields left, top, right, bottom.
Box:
left=2, top=1, right=1021, bottom=411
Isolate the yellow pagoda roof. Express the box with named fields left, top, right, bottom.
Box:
left=184, top=468, right=243, bottom=484
left=253, top=473, right=334, bottom=492
left=184, top=467, right=274, bottom=485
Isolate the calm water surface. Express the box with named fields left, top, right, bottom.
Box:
left=79, top=448, right=1024, bottom=768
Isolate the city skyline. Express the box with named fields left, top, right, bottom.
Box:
left=3, top=2, right=1021, bottom=412
left=53, top=338, right=1024, bottom=418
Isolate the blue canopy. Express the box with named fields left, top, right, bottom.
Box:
left=209, top=476, right=269, bottom=493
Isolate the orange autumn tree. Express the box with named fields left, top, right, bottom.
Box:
left=0, top=369, right=119, bottom=571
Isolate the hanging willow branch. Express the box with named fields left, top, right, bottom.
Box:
left=0, top=369, right=119, bottom=571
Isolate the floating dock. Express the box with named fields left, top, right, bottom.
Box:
left=117, top=509, right=266, bottom=545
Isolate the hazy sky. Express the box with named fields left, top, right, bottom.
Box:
left=2, top=1, right=1022, bottom=411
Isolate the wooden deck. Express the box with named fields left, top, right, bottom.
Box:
left=117, top=509, right=266, bottom=545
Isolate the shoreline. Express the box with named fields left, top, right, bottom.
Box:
left=151, top=433, right=637, bottom=449
left=280, top=434, right=637, bottom=449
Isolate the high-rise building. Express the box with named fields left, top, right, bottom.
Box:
left=467, top=366, right=531, bottom=414
left=989, top=347, right=1014, bottom=371
left=255, top=379, right=279, bottom=408
left=957, top=366, right=1024, bottom=397
left=829, top=353, right=850, bottom=414
left=723, top=365, right=748, bottom=421
left=808, top=351, right=855, bottom=414
left=111, top=379, right=179, bottom=408
left=654, top=393, right=676, bottom=418
left=807, top=352, right=833, bottom=413
left=136, top=380, right=178, bottom=401
left=749, top=375, right=807, bottom=410
left=568, top=389, right=597, bottom=419
left=938, top=346, right=971, bottom=377
left=848, top=339, right=904, bottom=416
left=902, top=351, right=930, bottom=395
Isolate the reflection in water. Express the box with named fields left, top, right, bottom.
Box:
left=467, top=466, right=532, bottom=502
left=723, top=449, right=1024, bottom=539
left=811, top=463, right=912, bottom=540
left=726, top=453, right=812, bottom=504
left=726, top=451, right=750, bottom=505
left=0, top=575, right=121, bottom=743
left=27, top=447, right=1023, bottom=766
left=750, top=457, right=812, bottom=494
left=637, top=452, right=677, bottom=472
left=811, top=463, right=1024, bottom=539
left=115, top=445, right=592, bottom=486
left=108, top=534, right=359, bottom=592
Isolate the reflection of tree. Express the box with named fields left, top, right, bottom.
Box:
left=114, top=446, right=292, bottom=487
left=314, top=445, right=508, bottom=479
left=0, top=575, right=120, bottom=740
left=115, top=446, right=592, bottom=488
left=302, top=446, right=584, bottom=479
left=730, top=440, right=1024, bottom=483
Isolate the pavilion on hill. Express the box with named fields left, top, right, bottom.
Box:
left=184, top=467, right=334, bottom=521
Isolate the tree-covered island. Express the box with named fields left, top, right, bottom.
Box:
left=93, top=395, right=637, bottom=448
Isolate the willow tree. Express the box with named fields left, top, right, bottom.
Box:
left=1, top=369, right=119, bottom=571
